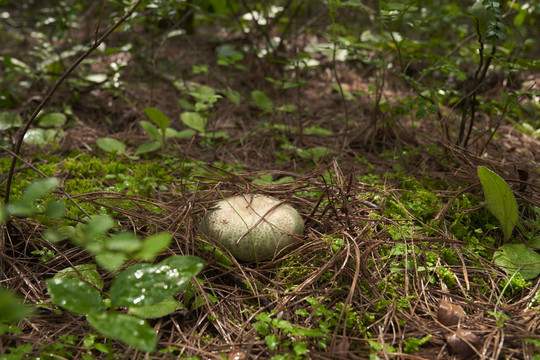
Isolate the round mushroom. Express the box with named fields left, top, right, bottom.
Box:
left=201, top=194, right=304, bottom=262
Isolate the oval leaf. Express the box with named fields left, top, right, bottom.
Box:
left=140, top=120, right=162, bottom=143
left=46, top=275, right=105, bottom=315
left=96, top=138, right=125, bottom=154
left=38, top=112, right=66, bottom=128
left=136, top=232, right=171, bottom=261
left=144, top=107, right=170, bottom=134
left=109, top=256, right=204, bottom=307
left=135, top=140, right=161, bottom=155
left=493, top=244, right=540, bottom=280
left=129, top=296, right=180, bottom=319
left=58, top=264, right=104, bottom=291
left=477, top=166, right=518, bottom=241
left=87, top=313, right=157, bottom=352
left=251, top=90, right=273, bottom=112
left=180, top=112, right=206, bottom=134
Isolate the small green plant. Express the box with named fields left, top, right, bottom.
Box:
left=477, top=166, right=518, bottom=241
left=478, top=167, right=540, bottom=280
left=46, top=256, right=204, bottom=352
left=252, top=310, right=326, bottom=359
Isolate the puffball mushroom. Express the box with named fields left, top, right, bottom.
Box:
left=201, top=194, right=304, bottom=262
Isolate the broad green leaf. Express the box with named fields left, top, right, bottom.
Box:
left=0, top=111, right=23, bottom=131
left=180, top=112, right=206, bottom=134
left=493, top=244, right=540, bottom=280
left=83, top=215, right=115, bottom=242
left=0, top=287, right=35, bottom=323
left=109, top=255, right=205, bottom=307
left=165, top=127, right=196, bottom=139
left=96, top=138, right=125, bottom=154
left=178, top=98, right=196, bottom=111
left=135, top=140, right=162, bottom=155
left=265, top=334, right=280, bottom=351
left=46, top=274, right=105, bottom=315
left=144, top=107, right=170, bottom=134
left=95, top=252, right=127, bottom=272
left=20, top=178, right=58, bottom=204
left=223, top=89, right=240, bottom=105
left=136, top=232, right=171, bottom=261
left=129, top=296, right=179, bottom=319
left=37, top=112, right=66, bottom=128
left=87, top=313, right=157, bottom=352
left=105, top=233, right=142, bottom=252
left=58, top=264, right=104, bottom=291
left=478, top=166, right=518, bottom=241
left=44, top=200, right=65, bottom=219
left=251, top=90, right=273, bottom=112
left=140, top=120, right=162, bottom=143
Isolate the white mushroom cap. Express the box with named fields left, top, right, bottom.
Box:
left=201, top=194, right=304, bottom=262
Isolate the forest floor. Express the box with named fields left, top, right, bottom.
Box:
left=1, top=11, right=540, bottom=360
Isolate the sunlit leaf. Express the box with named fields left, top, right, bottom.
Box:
left=46, top=274, right=105, bottom=315
left=144, top=107, right=170, bottom=134
left=140, top=120, right=162, bottom=143
left=135, top=140, right=162, bottom=155
left=129, top=296, right=179, bottom=319
left=109, top=256, right=204, bottom=307
left=96, top=138, right=126, bottom=154
left=37, top=112, right=66, bottom=128
left=58, top=264, right=104, bottom=291
left=180, top=112, right=206, bottom=134
left=136, top=232, right=171, bottom=261
left=478, top=166, right=518, bottom=241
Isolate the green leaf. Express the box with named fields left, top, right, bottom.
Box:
left=493, top=244, right=540, bottom=280
left=178, top=98, right=196, bottom=111
left=144, top=107, right=170, bottom=134
left=109, top=255, right=205, bottom=307
left=0, top=111, right=23, bottom=131
left=0, top=288, right=35, bottom=323
left=140, top=120, right=162, bottom=143
left=105, top=233, right=142, bottom=252
left=223, top=89, right=240, bottom=105
left=46, top=273, right=105, bottom=315
left=83, top=215, right=115, bottom=242
left=478, top=166, right=518, bottom=241
left=44, top=200, right=65, bottom=219
left=17, top=178, right=58, bottom=210
left=135, top=140, right=162, bottom=155
left=180, top=112, right=206, bottom=134
left=95, top=252, right=127, bottom=272
left=87, top=313, right=157, bottom=352
left=265, top=334, right=280, bottom=351
left=136, top=232, right=171, bottom=261
left=165, top=127, right=197, bottom=139
left=129, top=296, right=179, bottom=319
left=96, top=138, right=126, bottom=155
left=37, top=112, right=66, bottom=128
left=58, top=264, right=104, bottom=291
left=251, top=90, right=273, bottom=112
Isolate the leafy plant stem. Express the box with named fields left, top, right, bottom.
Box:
left=4, top=0, right=143, bottom=205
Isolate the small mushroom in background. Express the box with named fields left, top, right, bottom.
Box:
left=201, top=194, right=304, bottom=262
left=446, top=330, right=480, bottom=359
left=438, top=299, right=466, bottom=326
